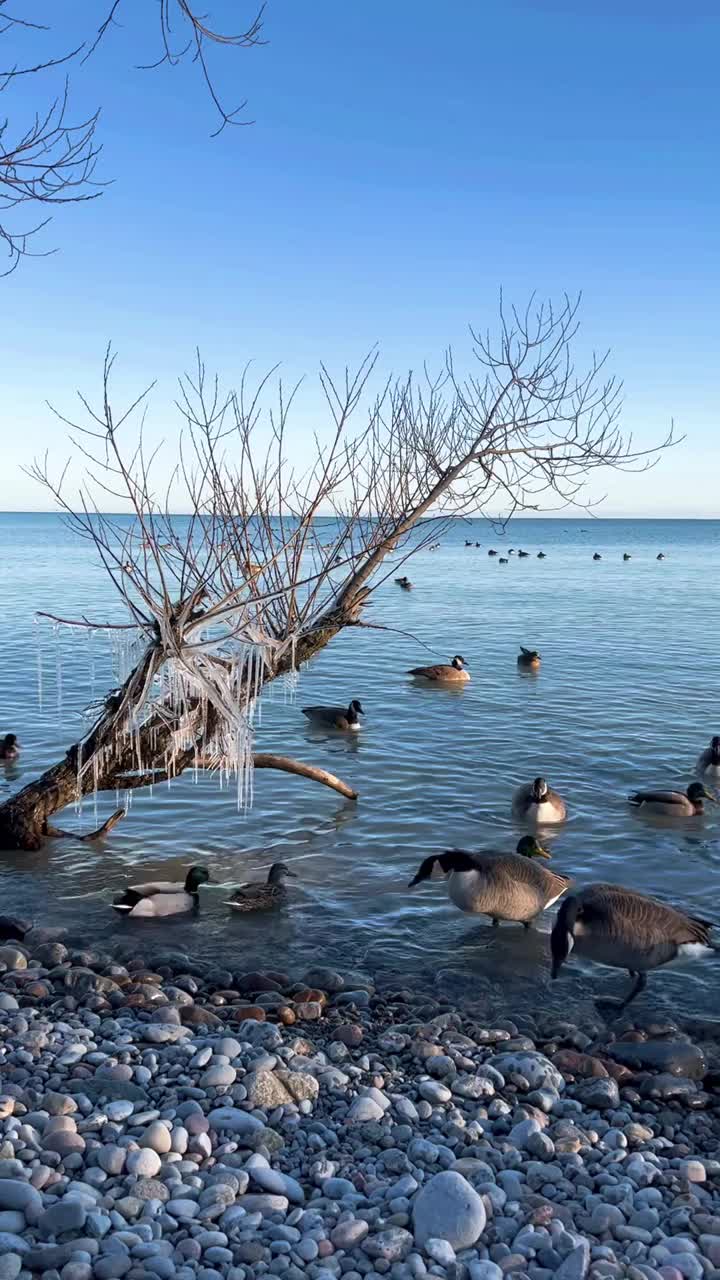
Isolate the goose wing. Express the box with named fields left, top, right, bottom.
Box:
left=302, top=705, right=345, bottom=723
left=480, top=852, right=570, bottom=902
left=578, top=884, right=712, bottom=947
left=407, top=664, right=452, bottom=680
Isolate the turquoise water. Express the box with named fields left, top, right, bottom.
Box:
left=1, top=514, right=719, bottom=1020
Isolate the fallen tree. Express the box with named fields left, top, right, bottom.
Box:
left=0, top=295, right=675, bottom=848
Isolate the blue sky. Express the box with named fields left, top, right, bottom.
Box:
left=2, top=0, right=718, bottom=515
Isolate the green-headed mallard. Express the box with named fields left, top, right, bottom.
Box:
left=551, top=883, right=716, bottom=1010
left=512, top=776, right=567, bottom=825
left=628, top=782, right=714, bottom=817
left=698, top=736, right=720, bottom=779
left=225, top=862, right=297, bottom=913
left=409, top=836, right=569, bottom=927
left=407, top=654, right=469, bottom=683
left=0, top=733, right=19, bottom=761
left=112, top=865, right=210, bottom=918
left=302, top=699, right=364, bottom=730
left=517, top=646, right=541, bottom=671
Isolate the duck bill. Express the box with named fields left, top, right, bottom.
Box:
left=536, top=845, right=551, bottom=859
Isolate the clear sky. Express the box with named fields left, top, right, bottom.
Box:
left=1, top=1, right=718, bottom=515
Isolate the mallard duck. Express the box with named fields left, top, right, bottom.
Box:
left=657, top=553, right=666, bottom=560
left=512, top=776, right=567, bottom=825
left=409, top=837, right=570, bottom=928
left=112, top=865, right=210, bottom=918
left=551, top=883, right=716, bottom=1010
left=395, top=576, right=413, bottom=590
left=593, top=553, right=602, bottom=561
left=302, top=699, right=364, bottom=730
left=537, top=551, right=546, bottom=559
left=517, top=646, right=541, bottom=671
left=698, top=736, right=720, bottom=778
left=225, top=862, right=297, bottom=913
left=0, top=733, right=19, bottom=761
left=628, top=782, right=714, bottom=817
left=623, top=552, right=632, bottom=561
left=407, top=655, right=470, bottom=683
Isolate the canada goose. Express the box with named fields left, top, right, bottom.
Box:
left=0, top=733, right=19, bottom=761
left=395, top=576, right=413, bottom=590
left=517, top=646, right=541, bottom=671
left=465, top=540, right=473, bottom=547
left=551, top=883, right=716, bottom=1010
left=475, top=541, right=481, bottom=547
left=409, top=837, right=570, bottom=927
left=698, top=736, right=720, bottom=778
left=628, top=782, right=714, bottom=817
left=512, top=776, right=567, bottom=825
left=593, top=553, right=602, bottom=561
left=657, top=553, right=666, bottom=560
left=623, top=553, right=632, bottom=561
left=537, top=551, right=546, bottom=559
left=518, top=550, right=530, bottom=558
left=225, top=862, right=297, bottom=912
left=302, top=699, right=364, bottom=730
left=407, top=654, right=470, bottom=683
left=499, top=557, right=509, bottom=564
left=488, top=549, right=498, bottom=557
left=113, top=866, right=210, bottom=918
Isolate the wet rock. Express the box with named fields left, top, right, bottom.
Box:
left=604, top=1040, right=706, bottom=1079
left=488, top=1052, right=564, bottom=1093
left=552, top=1050, right=610, bottom=1079
left=412, top=1169, right=487, bottom=1248
left=363, top=1227, right=414, bottom=1262
left=640, top=1075, right=698, bottom=1101
left=573, top=1078, right=620, bottom=1109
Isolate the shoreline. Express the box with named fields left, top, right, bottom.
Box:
left=0, top=927, right=719, bottom=1280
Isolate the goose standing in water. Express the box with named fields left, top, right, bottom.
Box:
left=512, top=776, right=567, bottom=825
left=407, top=655, right=470, bottom=683
left=0, top=733, right=19, bottom=761
left=697, top=736, right=720, bottom=778
left=225, top=863, right=297, bottom=912
left=628, top=782, right=714, bottom=817
left=409, top=837, right=570, bottom=928
left=551, top=883, right=716, bottom=1010
left=113, top=866, right=210, bottom=918
left=517, top=646, right=541, bottom=671
left=302, top=700, right=364, bottom=730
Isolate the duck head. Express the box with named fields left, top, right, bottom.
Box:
left=268, top=862, right=298, bottom=884
left=531, top=777, right=549, bottom=803
left=709, top=736, right=720, bottom=763
left=516, top=836, right=550, bottom=859
left=687, top=782, right=715, bottom=811
left=2, top=733, right=18, bottom=755
left=184, top=866, right=211, bottom=893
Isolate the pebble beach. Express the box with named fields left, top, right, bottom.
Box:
left=0, top=931, right=718, bottom=1280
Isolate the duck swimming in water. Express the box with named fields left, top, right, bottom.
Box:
left=697, top=736, right=720, bottom=779
left=0, top=733, right=19, bottom=761
left=395, top=576, right=413, bottom=590
left=628, top=782, right=714, bottom=817
left=112, top=866, right=210, bottom=918
left=302, top=700, right=364, bottom=730
left=551, top=883, right=716, bottom=1011
left=225, top=862, right=297, bottom=912
left=623, top=553, right=632, bottom=561
left=498, top=557, right=508, bottom=564
left=593, top=553, right=602, bottom=561
left=517, top=646, right=541, bottom=671
left=537, top=551, right=546, bottom=559
left=409, top=837, right=569, bottom=928
left=512, top=776, right=567, bottom=825
left=488, top=549, right=498, bottom=556
left=657, top=553, right=666, bottom=560
left=407, top=655, right=470, bottom=683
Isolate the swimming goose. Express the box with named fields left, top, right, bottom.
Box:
left=488, top=549, right=498, bottom=557
left=593, top=553, right=602, bottom=561
left=225, top=862, right=297, bottom=912
left=465, top=540, right=473, bottom=547
left=551, top=882, right=716, bottom=1010
left=628, top=782, right=714, bottom=817
left=409, top=837, right=570, bottom=927
left=112, top=866, right=210, bottom=918
left=517, top=646, right=541, bottom=671
left=395, top=576, right=413, bottom=590
left=499, top=557, right=509, bottom=564
left=0, top=733, right=19, bottom=761
left=537, top=551, right=546, bottom=559
left=623, top=553, right=631, bottom=561
left=512, top=776, right=567, bottom=824
left=698, top=736, right=720, bottom=778
left=407, top=655, right=470, bottom=683
left=302, top=699, right=364, bottom=730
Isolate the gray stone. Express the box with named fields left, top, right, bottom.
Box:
left=605, top=1040, right=706, bottom=1079
left=554, top=1241, right=590, bottom=1280
left=574, top=1079, right=620, bottom=1110
left=412, top=1170, right=486, bottom=1249
left=140, top=1122, right=172, bottom=1155
left=0, top=1178, right=44, bottom=1222
left=39, top=1199, right=88, bottom=1235
left=0, top=1255, right=22, bottom=1280
left=347, top=1096, right=385, bottom=1124
left=488, top=1052, right=564, bottom=1092
left=331, top=1220, right=369, bottom=1249
left=200, top=1064, right=237, bottom=1089
left=244, top=1070, right=293, bottom=1108
left=362, top=1228, right=414, bottom=1262
left=126, top=1148, right=162, bottom=1178
left=206, top=1107, right=264, bottom=1134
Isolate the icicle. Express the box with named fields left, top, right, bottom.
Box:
left=34, top=616, right=44, bottom=712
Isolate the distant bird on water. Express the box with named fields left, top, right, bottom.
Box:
left=623, top=553, right=632, bottom=561
left=302, top=700, right=364, bottom=731
left=0, top=733, right=19, bottom=761
left=593, top=553, right=602, bottom=561
left=537, top=551, right=546, bottom=559
left=488, top=549, right=498, bottom=557
left=628, top=782, right=714, bottom=817
left=225, top=862, right=297, bottom=912
left=517, top=646, right=541, bottom=671
left=395, top=576, right=413, bottom=590
left=407, top=655, right=470, bottom=683
left=551, top=882, right=716, bottom=1011
left=697, top=735, right=720, bottom=778
left=465, top=540, right=473, bottom=546
left=657, top=553, right=666, bottom=560
left=512, top=776, right=567, bottom=825
left=408, top=836, right=570, bottom=928
left=499, top=557, right=509, bottom=564
left=518, top=549, right=530, bottom=558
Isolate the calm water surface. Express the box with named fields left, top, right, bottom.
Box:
left=1, top=515, right=719, bottom=1024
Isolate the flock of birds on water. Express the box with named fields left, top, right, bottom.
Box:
left=1, top=537, right=717, bottom=1017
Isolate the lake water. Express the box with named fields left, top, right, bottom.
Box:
left=1, top=514, right=719, bottom=1025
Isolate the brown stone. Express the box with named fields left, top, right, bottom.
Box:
left=293, top=1001, right=323, bottom=1021
left=180, top=1005, right=223, bottom=1027
left=227, top=1005, right=266, bottom=1022
left=237, top=972, right=282, bottom=994
left=552, top=1049, right=610, bottom=1079
left=332, top=1024, right=364, bottom=1046
left=277, top=1006, right=297, bottom=1025
left=292, top=988, right=328, bottom=1007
